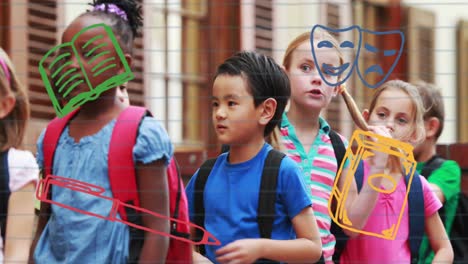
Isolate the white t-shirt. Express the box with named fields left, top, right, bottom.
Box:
left=0, top=148, right=39, bottom=262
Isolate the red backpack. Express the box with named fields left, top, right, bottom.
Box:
left=42, top=106, right=192, bottom=263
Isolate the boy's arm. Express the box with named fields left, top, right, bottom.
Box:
left=427, top=160, right=462, bottom=204
left=136, top=159, right=170, bottom=263
left=425, top=212, right=453, bottom=263
left=215, top=207, right=322, bottom=263
left=429, top=184, right=445, bottom=203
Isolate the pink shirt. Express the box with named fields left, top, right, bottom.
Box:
left=341, top=163, right=442, bottom=263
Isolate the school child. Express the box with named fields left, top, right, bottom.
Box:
left=185, top=51, right=322, bottom=264
left=29, top=1, right=174, bottom=263
left=412, top=81, right=461, bottom=264
left=276, top=31, right=389, bottom=263
left=0, top=48, right=39, bottom=262
left=340, top=80, right=453, bottom=263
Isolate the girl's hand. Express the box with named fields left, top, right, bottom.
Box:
left=215, top=239, right=262, bottom=264
left=365, top=125, right=392, bottom=167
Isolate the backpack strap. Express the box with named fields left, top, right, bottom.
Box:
left=194, top=149, right=285, bottom=262
left=406, top=172, right=424, bottom=264
left=0, top=150, right=10, bottom=242
left=329, top=129, right=366, bottom=186
left=41, top=108, right=80, bottom=220
left=420, top=155, right=446, bottom=179
left=329, top=130, right=345, bottom=168
left=256, top=149, right=284, bottom=264
left=257, top=149, right=285, bottom=239
left=108, top=106, right=148, bottom=221
left=167, top=158, right=190, bottom=238
left=328, top=129, right=364, bottom=263
left=108, top=106, right=151, bottom=263
left=193, top=158, right=218, bottom=255
left=43, top=108, right=80, bottom=177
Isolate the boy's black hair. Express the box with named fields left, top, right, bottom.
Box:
left=84, top=0, right=143, bottom=52
left=215, top=51, right=291, bottom=137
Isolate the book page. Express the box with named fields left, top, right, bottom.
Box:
left=39, top=42, right=87, bottom=117
left=72, top=23, right=134, bottom=96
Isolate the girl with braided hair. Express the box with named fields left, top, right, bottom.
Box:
left=29, top=1, right=174, bottom=263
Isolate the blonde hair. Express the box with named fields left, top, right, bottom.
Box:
left=368, top=80, right=425, bottom=144
left=282, top=30, right=344, bottom=71
left=0, top=48, right=30, bottom=150
left=413, top=81, right=445, bottom=139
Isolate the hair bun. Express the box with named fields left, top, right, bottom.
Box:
left=90, top=0, right=143, bottom=37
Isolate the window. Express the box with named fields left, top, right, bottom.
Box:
left=406, top=6, right=435, bottom=84
left=255, top=0, right=273, bottom=57
left=353, top=1, right=406, bottom=116
left=27, top=0, right=58, bottom=119
left=145, top=1, right=242, bottom=179
left=457, top=20, right=468, bottom=142
left=146, top=0, right=208, bottom=148
left=128, top=0, right=145, bottom=107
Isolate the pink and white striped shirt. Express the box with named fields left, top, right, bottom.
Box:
left=280, top=113, right=348, bottom=263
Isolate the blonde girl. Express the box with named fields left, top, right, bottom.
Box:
left=0, top=47, right=39, bottom=262
left=340, top=80, right=453, bottom=263
left=275, top=30, right=390, bottom=263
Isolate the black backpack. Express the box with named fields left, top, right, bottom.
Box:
left=193, top=149, right=285, bottom=264
left=0, top=151, right=11, bottom=245
left=214, top=131, right=367, bottom=263
left=419, top=155, right=468, bottom=263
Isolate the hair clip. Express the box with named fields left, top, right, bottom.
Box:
left=93, top=3, right=128, bottom=21
left=0, top=58, right=10, bottom=83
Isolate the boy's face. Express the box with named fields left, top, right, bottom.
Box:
left=287, top=41, right=339, bottom=112
left=211, top=75, right=263, bottom=145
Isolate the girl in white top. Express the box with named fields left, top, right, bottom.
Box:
left=0, top=47, right=39, bottom=263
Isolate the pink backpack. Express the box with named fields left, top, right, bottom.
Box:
left=42, top=106, right=192, bottom=263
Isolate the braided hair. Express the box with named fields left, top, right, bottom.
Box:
left=83, top=0, right=143, bottom=53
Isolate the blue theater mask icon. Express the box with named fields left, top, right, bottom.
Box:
left=311, top=24, right=405, bottom=89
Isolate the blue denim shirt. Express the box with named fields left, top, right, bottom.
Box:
left=34, top=117, right=173, bottom=263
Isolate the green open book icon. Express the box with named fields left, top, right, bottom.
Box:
left=39, top=23, right=134, bottom=117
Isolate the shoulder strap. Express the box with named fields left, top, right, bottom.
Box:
left=168, top=158, right=182, bottom=221
left=328, top=129, right=365, bottom=189
left=0, top=150, right=10, bottom=242
left=328, top=129, right=364, bottom=263
left=41, top=109, right=80, bottom=220
left=406, top=171, right=425, bottom=263
left=108, top=106, right=149, bottom=221
left=354, top=162, right=366, bottom=192
left=43, top=108, right=80, bottom=177
left=193, top=157, right=217, bottom=255
left=420, top=155, right=446, bottom=179
left=257, top=149, right=285, bottom=239
left=329, top=130, right=346, bottom=169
